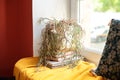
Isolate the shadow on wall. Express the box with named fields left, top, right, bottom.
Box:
left=33, top=21, right=46, bottom=56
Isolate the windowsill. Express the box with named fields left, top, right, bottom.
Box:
left=85, top=46, right=103, bottom=54
left=81, top=47, right=102, bottom=65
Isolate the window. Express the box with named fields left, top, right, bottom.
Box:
left=78, top=0, right=120, bottom=53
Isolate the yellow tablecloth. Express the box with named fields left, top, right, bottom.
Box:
left=13, top=57, right=103, bottom=80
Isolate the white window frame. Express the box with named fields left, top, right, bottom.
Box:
left=70, top=0, right=102, bottom=65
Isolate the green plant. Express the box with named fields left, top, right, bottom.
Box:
left=37, top=18, right=84, bottom=68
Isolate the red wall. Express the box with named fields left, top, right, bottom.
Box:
left=0, top=0, right=33, bottom=77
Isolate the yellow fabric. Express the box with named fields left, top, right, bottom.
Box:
left=13, top=57, right=104, bottom=80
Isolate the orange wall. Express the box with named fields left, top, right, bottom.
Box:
left=0, top=0, right=33, bottom=77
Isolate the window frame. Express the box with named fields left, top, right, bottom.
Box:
left=70, top=0, right=102, bottom=64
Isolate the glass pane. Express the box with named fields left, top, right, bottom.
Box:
left=79, top=0, right=120, bottom=53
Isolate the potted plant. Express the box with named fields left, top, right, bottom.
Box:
left=37, top=18, right=84, bottom=68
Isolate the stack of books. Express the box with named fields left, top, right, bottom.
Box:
left=45, top=51, right=80, bottom=68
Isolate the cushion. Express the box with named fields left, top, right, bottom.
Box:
left=95, top=19, right=120, bottom=80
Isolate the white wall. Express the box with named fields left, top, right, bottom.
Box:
left=32, top=0, right=71, bottom=56
left=71, top=0, right=79, bottom=21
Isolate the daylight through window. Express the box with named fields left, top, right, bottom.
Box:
left=78, top=0, right=120, bottom=53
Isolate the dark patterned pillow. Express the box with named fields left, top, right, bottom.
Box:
left=94, top=19, right=120, bottom=80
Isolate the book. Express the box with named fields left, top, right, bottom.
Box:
left=45, top=51, right=79, bottom=62
left=53, top=51, right=75, bottom=58
left=45, top=54, right=74, bottom=62
left=46, top=56, right=80, bottom=68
